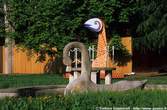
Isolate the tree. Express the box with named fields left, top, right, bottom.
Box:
left=2, top=0, right=137, bottom=61
left=134, top=0, right=167, bottom=52
left=0, top=0, right=5, bottom=40
left=109, top=35, right=131, bottom=66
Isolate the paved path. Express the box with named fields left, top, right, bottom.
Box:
left=0, top=84, right=166, bottom=98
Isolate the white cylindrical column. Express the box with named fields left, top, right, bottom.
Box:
left=69, top=73, right=74, bottom=83
left=91, top=72, right=98, bottom=84
left=73, top=71, right=80, bottom=80
left=105, top=73, right=112, bottom=85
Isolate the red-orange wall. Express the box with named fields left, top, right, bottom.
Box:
left=112, top=36, right=132, bottom=78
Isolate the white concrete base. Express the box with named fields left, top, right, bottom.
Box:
left=69, top=74, right=74, bottom=83
left=74, top=71, right=80, bottom=80
left=0, top=93, right=18, bottom=99
left=91, top=72, right=98, bottom=84
left=124, top=72, right=135, bottom=76
left=68, top=71, right=80, bottom=83
left=105, top=73, right=111, bottom=85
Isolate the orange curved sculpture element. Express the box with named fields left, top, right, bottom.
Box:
left=92, top=21, right=112, bottom=68
left=85, top=18, right=132, bottom=79
left=91, top=21, right=113, bottom=78
left=91, top=19, right=132, bottom=79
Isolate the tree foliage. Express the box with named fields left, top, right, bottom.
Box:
left=134, top=0, right=167, bottom=52
left=0, top=0, right=137, bottom=60
left=0, top=1, right=4, bottom=40
left=109, top=35, right=131, bottom=66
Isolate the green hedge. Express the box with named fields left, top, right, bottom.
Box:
left=0, top=90, right=166, bottom=110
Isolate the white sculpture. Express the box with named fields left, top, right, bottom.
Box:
left=84, top=18, right=103, bottom=32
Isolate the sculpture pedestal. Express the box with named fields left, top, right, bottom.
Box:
left=105, top=73, right=112, bottom=85
left=91, top=71, right=100, bottom=84
left=91, top=67, right=115, bottom=84
left=74, top=71, right=80, bottom=80
left=67, top=68, right=81, bottom=83
left=69, top=73, right=74, bottom=83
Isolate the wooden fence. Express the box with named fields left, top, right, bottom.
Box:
left=0, top=36, right=132, bottom=75
left=112, top=36, right=132, bottom=78
left=0, top=46, right=64, bottom=74
left=12, top=48, right=47, bottom=74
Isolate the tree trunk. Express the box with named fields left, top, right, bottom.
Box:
left=4, top=3, right=13, bottom=74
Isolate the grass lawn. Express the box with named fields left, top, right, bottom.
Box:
left=0, top=73, right=166, bottom=89
left=124, top=74, right=167, bottom=84
left=0, top=74, right=68, bottom=88
left=0, top=74, right=166, bottom=110
left=0, top=90, right=166, bottom=110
